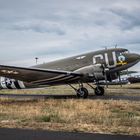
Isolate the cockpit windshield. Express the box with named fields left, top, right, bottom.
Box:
left=115, top=49, right=128, bottom=63
left=122, top=50, right=129, bottom=54
left=117, top=49, right=129, bottom=56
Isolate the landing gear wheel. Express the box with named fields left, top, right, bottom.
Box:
left=95, top=86, right=104, bottom=96
left=77, top=87, right=89, bottom=98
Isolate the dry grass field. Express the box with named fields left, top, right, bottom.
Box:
left=0, top=84, right=140, bottom=136
left=0, top=83, right=140, bottom=95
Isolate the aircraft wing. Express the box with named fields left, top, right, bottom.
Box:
left=0, top=65, right=83, bottom=85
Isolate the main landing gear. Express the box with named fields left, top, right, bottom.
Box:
left=69, top=83, right=105, bottom=99
left=87, top=83, right=105, bottom=96
left=77, top=87, right=89, bottom=98
left=94, top=86, right=105, bottom=96
left=69, top=83, right=89, bottom=98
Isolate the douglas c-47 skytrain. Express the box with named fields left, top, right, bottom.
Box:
left=0, top=48, right=139, bottom=98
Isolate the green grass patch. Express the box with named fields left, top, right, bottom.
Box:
left=37, top=113, right=65, bottom=123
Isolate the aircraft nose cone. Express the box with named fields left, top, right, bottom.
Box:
left=131, top=53, right=140, bottom=61
left=126, top=53, right=140, bottom=63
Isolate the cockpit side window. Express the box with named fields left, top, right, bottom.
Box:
left=122, top=50, right=129, bottom=54
left=116, top=50, right=129, bottom=56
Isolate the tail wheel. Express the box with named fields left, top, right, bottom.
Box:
left=95, top=86, right=104, bottom=96
left=77, top=87, right=89, bottom=99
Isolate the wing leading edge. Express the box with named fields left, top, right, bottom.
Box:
left=0, top=65, right=83, bottom=85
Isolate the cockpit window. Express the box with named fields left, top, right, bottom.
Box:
left=122, top=50, right=129, bottom=54
left=117, top=50, right=129, bottom=56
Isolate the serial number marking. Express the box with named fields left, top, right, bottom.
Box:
left=1, top=70, right=19, bottom=75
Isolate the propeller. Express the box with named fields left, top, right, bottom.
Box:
left=118, top=72, right=122, bottom=87
left=102, top=64, right=109, bottom=88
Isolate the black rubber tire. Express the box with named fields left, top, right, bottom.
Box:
left=77, top=87, right=89, bottom=98
left=95, top=86, right=104, bottom=96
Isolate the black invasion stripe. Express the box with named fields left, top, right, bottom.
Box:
left=59, top=76, right=80, bottom=83
left=42, top=78, right=81, bottom=85
left=33, top=75, right=70, bottom=85
left=0, top=82, right=4, bottom=89
left=66, top=76, right=81, bottom=83
left=52, top=76, right=75, bottom=83
left=38, top=75, right=78, bottom=85
left=32, top=75, right=66, bottom=84
left=47, top=75, right=74, bottom=82
left=6, top=84, right=13, bottom=89
left=14, top=81, right=21, bottom=89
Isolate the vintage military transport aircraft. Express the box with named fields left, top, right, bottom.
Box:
left=0, top=48, right=139, bottom=98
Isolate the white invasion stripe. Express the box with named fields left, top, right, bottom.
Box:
left=18, top=81, right=25, bottom=89
left=10, top=80, right=16, bottom=89
left=0, top=77, right=7, bottom=89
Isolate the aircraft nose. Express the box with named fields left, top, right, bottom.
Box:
left=125, top=53, right=140, bottom=63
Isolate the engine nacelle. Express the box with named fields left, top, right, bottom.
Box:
left=74, top=64, right=105, bottom=80
left=107, top=72, right=119, bottom=81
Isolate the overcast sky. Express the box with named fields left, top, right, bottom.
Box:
left=0, top=0, right=140, bottom=70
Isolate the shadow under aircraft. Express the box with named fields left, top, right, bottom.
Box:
left=0, top=48, right=139, bottom=98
